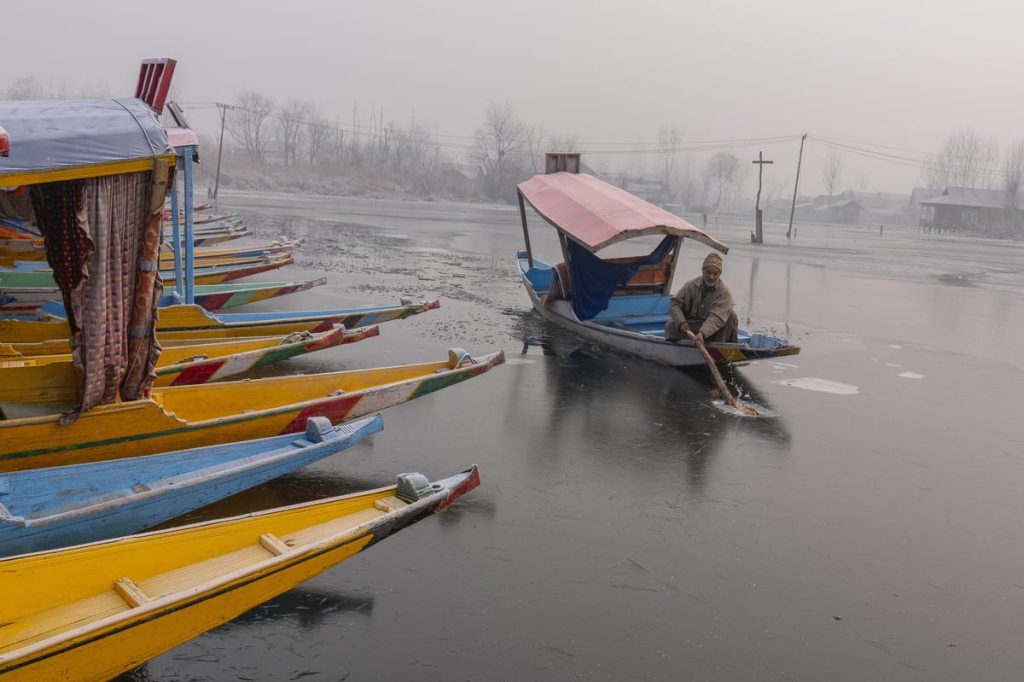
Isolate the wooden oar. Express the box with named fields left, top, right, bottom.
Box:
left=684, top=329, right=758, bottom=416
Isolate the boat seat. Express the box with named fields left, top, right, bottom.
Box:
left=524, top=266, right=553, bottom=294
left=602, top=254, right=673, bottom=293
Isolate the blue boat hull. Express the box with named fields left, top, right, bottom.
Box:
left=0, top=414, right=382, bottom=557
left=517, top=253, right=800, bottom=367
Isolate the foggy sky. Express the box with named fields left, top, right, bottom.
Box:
left=7, top=0, right=1023, bottom=195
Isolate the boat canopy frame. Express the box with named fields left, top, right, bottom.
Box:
left=517, top=171, right=729, bottom=300
left=0, top=98, right=176, bottom=187
left=516, top=171, right=729, bottom=259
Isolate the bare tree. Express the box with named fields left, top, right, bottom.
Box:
left=696, top=152, right=738, bottom=214
left=7, top=76, right=45, bottom=99
left=228, top=91, right=275, bottom=163
left=470, top=101, right=526, bottom=201
left=821, top=151, right=843, bottom=196
left=305, top=107, right=331, bottom=167
left=656, top=126, right=683, bottom=199
left=1003, top=139, right=1024, bottom=206
left=277, top=100, right=311, bottom=167
left=520, top=124, right=547, bottom=174
left=547, top=134, right=580, bottom=153
left=925, top=129, right=999, bottom=189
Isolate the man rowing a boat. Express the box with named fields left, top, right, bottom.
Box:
left=664, top=252, right=738, bottom=345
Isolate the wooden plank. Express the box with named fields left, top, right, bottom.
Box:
left=113, top=577, right=150, bottom=609
left=373, top=496, right=407, bottom=513
left=259, top=533, right=291, bottom=556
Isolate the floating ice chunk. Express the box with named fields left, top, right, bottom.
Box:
left=888, top=344, right=902, bottom=349
left=775, top=377, right=859, bottom=395
left=885, top=363, right=902, bottom=368
left=898, top=371, right=924, bottom=379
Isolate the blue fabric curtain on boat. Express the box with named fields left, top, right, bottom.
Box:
left=566, top=235, right=675, bottom=320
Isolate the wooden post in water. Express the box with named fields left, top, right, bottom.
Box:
left=787, top=134, right=807, bottom=240
left=751, top=151, right=774, bottom=244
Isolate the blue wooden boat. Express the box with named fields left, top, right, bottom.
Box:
left=0, top=414, right=382, bottom=557
left=515, top=166, right=800, bottom=367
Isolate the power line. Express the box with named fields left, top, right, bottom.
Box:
left=182, top=100, right=806, bottom=156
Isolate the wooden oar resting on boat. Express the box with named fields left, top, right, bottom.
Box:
left=0, top=299, right=441, bottom=343
left=514, top=163, right=800, bottom=368
left=0, top=325, right=380, bottom=412
left=0, top=348, right=505, bottom=471
left=0, top=414, right=383, bottom=557
left=0, top=464, right=480, bottom=681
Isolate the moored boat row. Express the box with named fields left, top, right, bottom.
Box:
left=0, top=67, right=501, bottom=680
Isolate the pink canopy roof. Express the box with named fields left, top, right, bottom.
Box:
left=517, top=172, right=728, bottom=254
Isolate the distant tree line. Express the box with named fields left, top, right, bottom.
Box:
left=924, top=128, right=1024, bottom=208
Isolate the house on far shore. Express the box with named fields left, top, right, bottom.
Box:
left=791, top=194, right=866, bottom=224
left=826, top=198, right=864, bottom=224
left=918, top=187, right=1024, bottom=236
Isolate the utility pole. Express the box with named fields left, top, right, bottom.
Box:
left=751, top=151, right=774, bottom=244
left=212, top=102, right=235, bottom=203
left=787, top=134, right=808, bottom=240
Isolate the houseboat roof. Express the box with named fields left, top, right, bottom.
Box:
left=0, top=98, right=174, bottom=186
left=518, top=172, right=728, bottom=254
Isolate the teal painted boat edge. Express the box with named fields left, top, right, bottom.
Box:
left=0, top=414, right=383, bottom=558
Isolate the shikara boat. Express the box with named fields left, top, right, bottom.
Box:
left=163, top=223, right=249, bottom=247
left=1, top=277, right=324, bottom=315
left=159, top=238, right=302, bottom=263
left=162, top=202, right=212, bottom=219
left=0, top=348, right=504, bottom=471
left=515, top=164, right=800, bottom=367
left=0, top=465, right=479, bottom=681
left=1, top=254, right=293, bottom=288
left=2, top=239, right=300, bottom=270
left=0, top=325, right=379, bottom=412
left=0, top=298, right=440, bottom=343
left=0, top=414, right=383, bottom=557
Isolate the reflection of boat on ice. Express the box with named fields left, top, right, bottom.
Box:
left=0, top=465, right=480, bottom=682
left=515, top=157, right=800, bottom=367
left=0, top=414, right=382, bottom=557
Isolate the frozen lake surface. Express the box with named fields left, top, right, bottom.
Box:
left=121, top=192, right=1024, bottom=681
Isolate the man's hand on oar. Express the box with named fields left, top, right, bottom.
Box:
left=684, top=329, right=759, bottom=416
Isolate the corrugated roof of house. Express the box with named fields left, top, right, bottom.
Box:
left=920, top=187, right=1022, bottom=210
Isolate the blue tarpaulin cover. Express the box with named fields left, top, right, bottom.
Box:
left=567, top=235, right=675, bottom=320
left=0, top=98, right=171, bottom=179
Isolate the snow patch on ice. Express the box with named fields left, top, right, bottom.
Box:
left=775, top=377, right=860, bottom=395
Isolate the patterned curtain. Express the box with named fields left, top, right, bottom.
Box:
left=30, top=171, right=164, bottom=422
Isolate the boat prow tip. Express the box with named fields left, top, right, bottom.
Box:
left=438, top=465, right=481, bottom=511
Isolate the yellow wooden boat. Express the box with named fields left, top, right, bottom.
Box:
left=0, top=333, right=320, bottom=359
left=2, top=241, right=299, bottom=268
left=0, top=465, right=480, bottom=682
left=0, top=299, right=440, bottom=344
left=0, top=325, right=380, bottom=411
left=0, top=348, right=504, bottom=471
